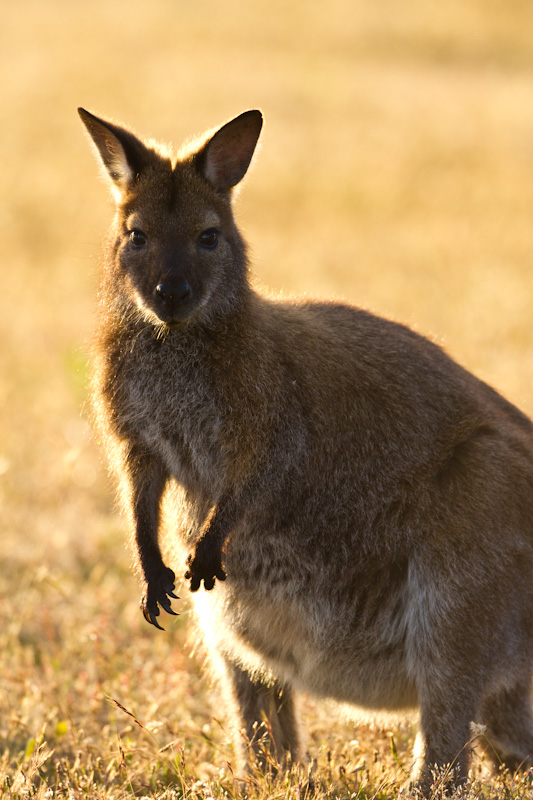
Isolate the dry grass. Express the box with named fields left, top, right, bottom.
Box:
left=2, top=0, right=533, bottom=796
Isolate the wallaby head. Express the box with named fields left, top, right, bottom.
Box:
left=78, top=108, right=262, bottom=330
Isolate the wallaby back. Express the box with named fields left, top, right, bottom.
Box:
left=80, top=107, right=533, bottom=795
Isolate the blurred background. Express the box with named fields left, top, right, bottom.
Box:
left=1, top=0, right=533, bottom=793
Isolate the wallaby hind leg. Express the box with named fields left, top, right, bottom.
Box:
left=413, top=678, right=479, bottom=795
left=222, top=659, right=301, bottom=771
left=479, top=679, right=533, bottom=772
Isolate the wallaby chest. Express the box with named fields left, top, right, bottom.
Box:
left=105, top=328, right=226, bottom=492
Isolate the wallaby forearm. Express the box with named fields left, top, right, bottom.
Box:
left=126, top=447, right=178, bottom=628
left=185, top=495, right=239, bottom=591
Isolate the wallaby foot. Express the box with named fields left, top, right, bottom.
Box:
left=141, top=564, right=178, bottom=630
left=185, top=534, right=227, bottom=592
left=479, top=679, right=533, bottom=771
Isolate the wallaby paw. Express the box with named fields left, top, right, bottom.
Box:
left=185, top=539, right=226, bottom=592
left=141, top=566, right=179, bottom=630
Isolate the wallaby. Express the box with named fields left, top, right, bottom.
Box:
left=79, top=106, right=533, bottom=795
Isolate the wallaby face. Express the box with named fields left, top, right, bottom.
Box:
left=80, top=107, right=533, bottom=797
left=79, top=108, right=262, bottom=329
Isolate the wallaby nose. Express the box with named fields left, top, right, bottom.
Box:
left=155, top=279, right=191, bottom=314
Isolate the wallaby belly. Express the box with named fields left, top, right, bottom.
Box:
left=193, top=551, right=420, bottom=710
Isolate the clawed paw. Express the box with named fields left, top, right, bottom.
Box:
left=141, top=566, right=179, bottom=630
left=184, top=540, right=226, bottom=592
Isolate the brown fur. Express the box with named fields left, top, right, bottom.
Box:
left=79, top=106, right=533, bottom=794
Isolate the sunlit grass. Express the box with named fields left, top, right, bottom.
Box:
left=2, top=0, right=533, bottom=796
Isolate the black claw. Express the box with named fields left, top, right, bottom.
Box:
left=142, top=604, right=164, bottom=630
left=160, top=598, right=178, bottom=616
left=167, top=589, right=179, bottom=599
left=148, top=606, right=164, bottom=629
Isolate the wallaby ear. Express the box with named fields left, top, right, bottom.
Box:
left=197, top=110, right=263, bottom=192
left=78, top=108, right=152, bottom=200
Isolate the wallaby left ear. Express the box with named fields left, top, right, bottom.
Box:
left=197, top=110, right=263, bottom=192
left=78, top=108, right=153, bottom=200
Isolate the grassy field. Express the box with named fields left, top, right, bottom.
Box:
left=2, top=0, right=533, bottom=796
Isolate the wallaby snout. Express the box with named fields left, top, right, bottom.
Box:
left=154, top=277, right=192, bottom=322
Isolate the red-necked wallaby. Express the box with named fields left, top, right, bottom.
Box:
left=79, top=106, right=533, bottom=794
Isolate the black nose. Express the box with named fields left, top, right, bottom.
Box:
left=155, top=279, right=191, bottom=312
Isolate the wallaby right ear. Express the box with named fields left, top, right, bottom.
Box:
left=78, top=108, right=152, bottom=200
left=196, top=110, right=263, bottom=193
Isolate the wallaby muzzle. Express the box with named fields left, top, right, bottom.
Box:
left=154, top=277, right=192, bottom=323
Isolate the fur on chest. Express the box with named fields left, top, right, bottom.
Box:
left=100, top=331, right=227, bottom=487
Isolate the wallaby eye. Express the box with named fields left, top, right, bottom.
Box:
left=129, top=229, right=147, bottom=247
left=198, top=228, right=219, bottom=249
